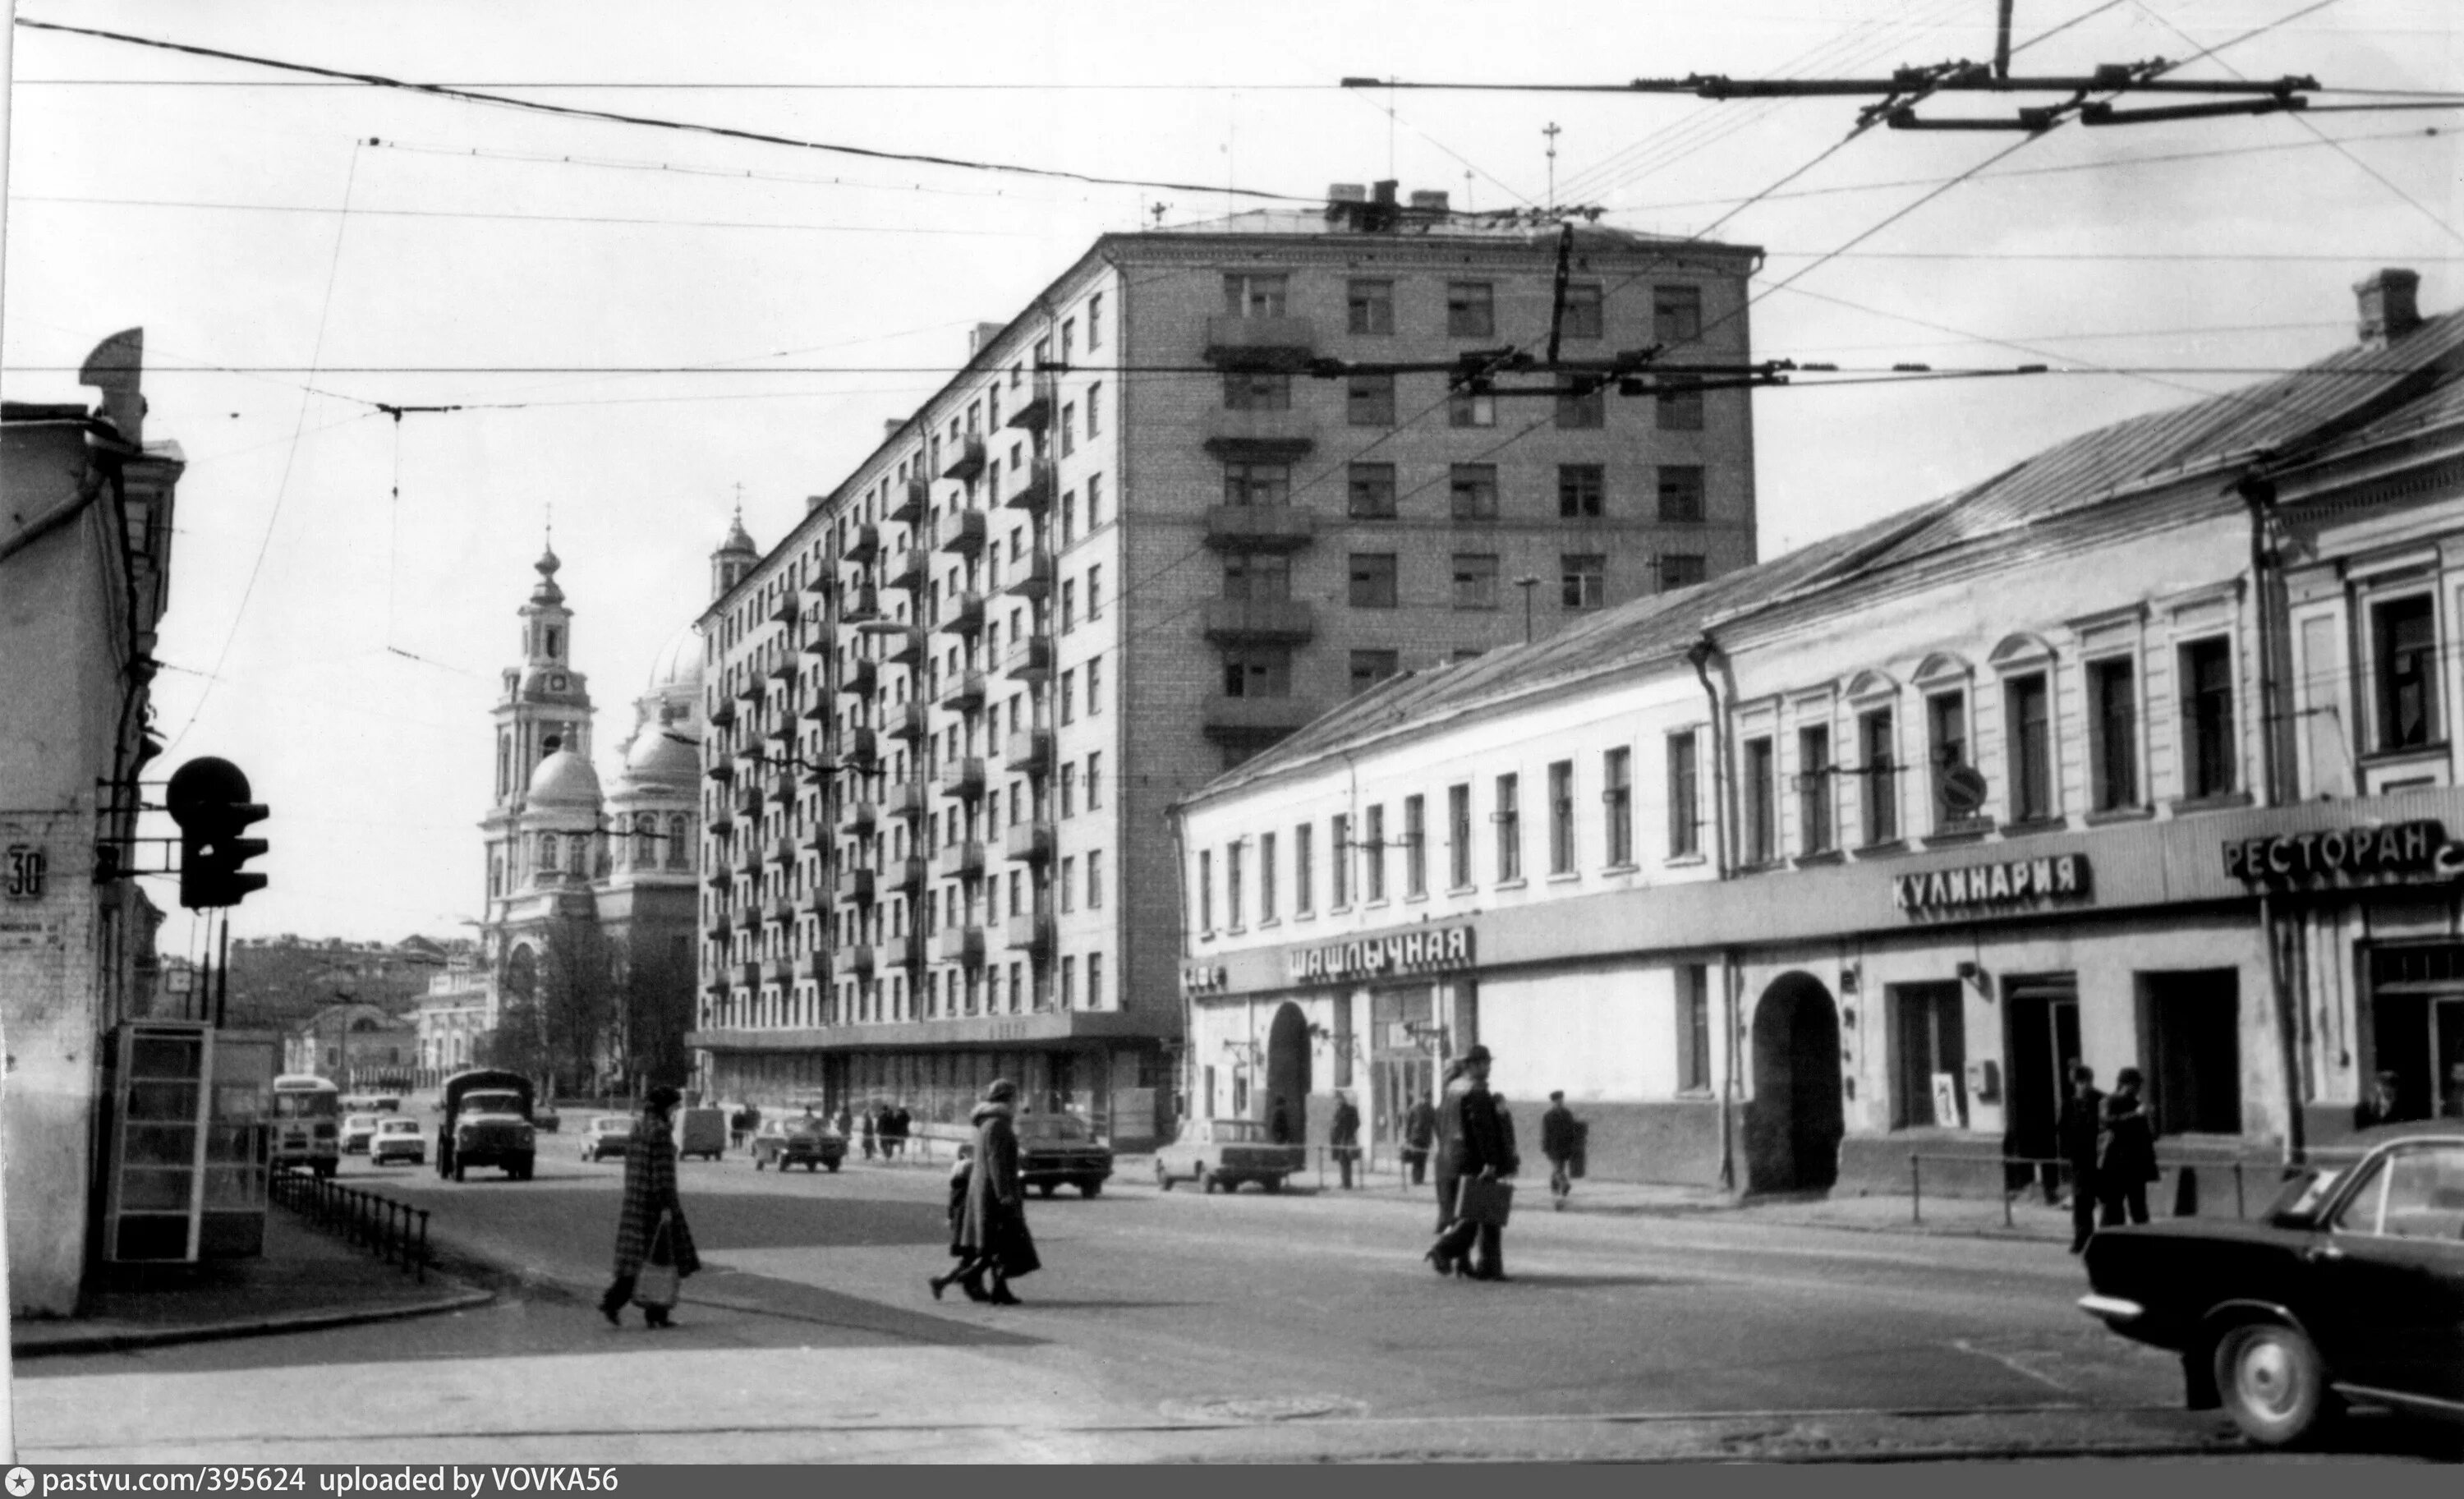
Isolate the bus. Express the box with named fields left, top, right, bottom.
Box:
left=271, top=1074, right=341, bottom=1177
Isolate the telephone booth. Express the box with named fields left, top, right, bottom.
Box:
left=99, top=1020, right=274, bottom=1262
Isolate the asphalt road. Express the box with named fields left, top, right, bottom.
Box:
left=23, top=1147, right=2458, bottom=1461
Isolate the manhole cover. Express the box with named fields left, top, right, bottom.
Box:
left=1160, top=1394, right=1368, bottom=1423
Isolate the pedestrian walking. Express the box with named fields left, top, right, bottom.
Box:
left=1329, top=1091, right=1362, bottom=1189
left=2099, top=1067, right=2158, bottom=1227
left=2057, top=1064, right=2106, bottom=1253
left=1431, top=1059, right=1470, bottom=1234
left=931, top=1078, right=1039, bottom=1305
left=1402, top=1094, right=1436, bottom=1186
left=935, top=1144, right=991, bottom=1302
left=832, top=1101, right=853, bottom=1141
left=860, top=1104, right=878, bottom=1161
left=1541, top=1091, right=1579, bottom=1210
left=890, top=1102, right=913, bottom=1159
left=600, top=1085, right=700, bottom=1328
left=1427, top=1046, right=1517, bottom=1281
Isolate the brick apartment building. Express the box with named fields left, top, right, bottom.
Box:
left=687, top=185, right=1761, bottom=1144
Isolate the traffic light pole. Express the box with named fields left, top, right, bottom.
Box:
left=216, top=912, right=229, bottom=1029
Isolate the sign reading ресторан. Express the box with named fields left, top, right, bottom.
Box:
left=1288, top=922, right=1474, bottom=984
left=2223, top=818, right=2460, bottom=884
left=1892, top=852, right=2089, bottom=916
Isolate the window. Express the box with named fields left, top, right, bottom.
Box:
left=1363, top=805, right=1386, bottom=902
left=1258, top=832, right=1276, bottom=921
left=1087, top=661, right=1102, bottom=718
left=1677, top=963, right=1712, bottom=1092
left=1223, top=646, right=1292, bottom=698
left=1448, top=784, right=1473, bottom=889
left=1198, top=848, right=1213, bottom=932
left=2180, top=637, right=2236, bottom=799
left=1859, top=708, right=1897, bottom=844
left=1223, top=461, right=1290, bottom=508
left=1226, top=841, right=1244, bottom=927
left=1563, top=282, right=1602, bottom=339
left=2007, top=674, right=2053, bottom=823
left=1060, top=668, right=1076, bottom=723
left=1658, top=554, right=1706, bottom=591
left=1061, top=320, right=1075, bottom=362
left=1927, top=690, right=1971, bottom=830
left=1061, top=855, right=1078, bottom=913
left=1349, top=554, right=1399, bottom=609
left=1555, top=385, right=1606, bottom=429
left=1653, top=284, right=1703, bottom=343
left=1331, top=813, right=1350, bottom=907
left=1087, top=951, right=1104, bottom=1008
left=1657, top=385, right=1705, bottom=430
left=1087, top=472, right=1103, bottom=526
left=1604, top=747, right=1634, bottom=867
left=1893, top=983, right=1968, bottom=1128
left=1667, top=731, right=1700, bottom=858
left=1086, top=383, right=1102, bottom=439
left=1447, top=281, right=1495, bottom=337
left=2088, top=658, right=2138, bottom=812
left=1223, top=371, right=1292, bottom=411
left=1349, top=650, right=1400, bottom=695
left=1799, top=724, right=1833, bottom=854
left=1060, top=581, right=1077, bottom=632
left=1225, top=272, right=1288, bottom=317
left=2374, top=594, right=2439, bottom=750
left=1450, top=465, right=1499, bottom=522
left=1224, top=551, right=1292, bottom=601
left=1347, top=373, right=1396, bottom=426
left=1448, top=390, right=1496, bottom=428
left=1060, top=762, right=1077, bottom=816
left=1548, top=760, right=1575, bottom=874
left=1060, top=956, right=1078, bottom=1009
left=1561, top=554, right=1606, bottom=610
left=1657, top=466, right=1706, bottom=522
left=1347, top=278, right=1395, bottom=335
left=1452, top=553, right=1500, bottom=610
left=1348, top=463, right=1397, bottom=519
left=1061, top=491, right=1077, bottom=545
left=1060, top=404, right=1078, bottom=457
left=1087, top=292, right=1102, bottom=349
left=1404, top=795, right=1427, bottom=897
left=1294, top=821, right=1314, bottom=913
left=1558, top=465, right=1604, bottom=518
left=1495, top=774, right=1522, bottom=882
left=1743, top=736, right=1777, bottom=864
left=1087, top=564, right=1102, bottom=620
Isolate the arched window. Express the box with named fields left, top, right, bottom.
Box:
left=669, top=814, right=691, bottom=869
left=634, top=814, right=657, bottom=867
left=570, top=835, right=591, bottom=876
left=539, top=833, right=559, bottom=873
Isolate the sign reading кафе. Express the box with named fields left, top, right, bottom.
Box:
left=2223, top=818, right=2460, bottom=884
left=1288, top=922, right=1474, bottom=984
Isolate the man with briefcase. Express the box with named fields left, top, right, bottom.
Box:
left=1424, top=1045, right=1517, bottom=1281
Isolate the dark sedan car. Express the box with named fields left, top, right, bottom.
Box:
left=752, top=1116, right=846, bottom=1172
left=1019, top=1110, right=1113, bottom=1198
left=2079, top=1131, right=2464, bottom=1447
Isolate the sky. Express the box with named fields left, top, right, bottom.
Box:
left=2, top=0, right=2459, bottom=957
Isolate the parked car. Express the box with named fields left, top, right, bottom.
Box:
left=435, top=1068, right=537, bottom=1182
left=2079, top=1129, right=2464, bottom=1448
left=369, top=1115, right=425, bottom=1166
left=1152, top=1116, right=1305, bottom=1194
left=1013, top=1110, right=1111, bottom=1198
left=751, top=1115, right=846, bottom=1173
left=674, top=1106, right=728, bottom=1161
left=581, top=1115, right=633, bottom=1162
left=339, top=1113, right=382, bottom=1155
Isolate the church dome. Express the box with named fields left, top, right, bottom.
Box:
left=527, top=748, right=602, bottom=807
left=646, top=624, right=703, bottom=696
left=620, top=726, right=699, bottom=787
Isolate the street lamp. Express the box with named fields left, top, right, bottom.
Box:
left=1514, top=576, right=1541, bottom=645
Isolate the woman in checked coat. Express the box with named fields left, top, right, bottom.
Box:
left=931, top=1078, right=1040, bottom=1304
left=600, top=1084, right=700, bottom=1327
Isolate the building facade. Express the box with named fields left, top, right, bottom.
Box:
left=687, top=186, right=1761, bottom=1143
left=1174, top=270, right=2464, bottom=1196
left=2, top=331, right=183, bottom=1315
left=283, top=1000, right=420, bottom=1090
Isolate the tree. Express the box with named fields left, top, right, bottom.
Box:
left=618, top=931, right=697, bottom=1093
left=476, top=917, right=614, bottom=1097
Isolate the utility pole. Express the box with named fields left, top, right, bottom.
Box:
left=1542, top=122, right=1561, bottom=211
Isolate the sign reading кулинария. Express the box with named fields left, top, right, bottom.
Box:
left=1288, top=923, right=1474, bottom=983
left=1892, top=853, right=2089, bottom=915
left=2223, top=818, right=2458, bottom=883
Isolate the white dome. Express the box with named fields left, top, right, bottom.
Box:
left=646, top=625, right=703, bottom=696
left=620, top=727, right=699, bottom=787
left=527, top=749, right=603, bottom=807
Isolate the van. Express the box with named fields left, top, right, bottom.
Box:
left=674, top=1107, right=728, bottom=1161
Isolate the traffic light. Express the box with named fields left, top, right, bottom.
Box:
left=168, top=756, right=269, bottom=909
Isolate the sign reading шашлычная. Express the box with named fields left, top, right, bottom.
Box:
left=1892, top=852, right=2089, bottom=916
left=2223, top=819, right=2459, bottom=885
left=1288, top=923, right=1474, bottom=984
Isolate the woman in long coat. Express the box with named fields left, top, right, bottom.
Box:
left=601, top=1084, right=700, bottom=1327
left=931, top=1078, right=1040, bottom=1304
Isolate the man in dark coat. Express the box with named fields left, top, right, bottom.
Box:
left=1431, top=1059, right=1470, bottom=1234
left=2057, top=1064, right=2106, bottom=1253
left=1402, top=1095, right=1437, bottom=1186
left=601, top=1085, right=699, bottom=1327
left=2098, top=1067, right=2158, bottom=1227
left=1329, top=1092, right=1362, bottom=1189
left=1430, top=1046, right=1518, bottom=1280
left=892, top=1103, right=913, bottom=1158
left=1541, top=1091, right=1579, bottom=1208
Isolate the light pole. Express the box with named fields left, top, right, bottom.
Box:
left=1515, top=576, right=1542, bottom=645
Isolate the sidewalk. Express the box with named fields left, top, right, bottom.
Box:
left=12, top=1204, right=492, bottom=1359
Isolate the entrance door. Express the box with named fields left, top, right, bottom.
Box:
left=1264, top=1002, right=1311, bottom=1143
left=2002, top=976, right=2080, bottom=1170
left=1747, top=973, right=1843, bottom=1193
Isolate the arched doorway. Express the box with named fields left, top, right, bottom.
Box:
left=1746, top=972, right=1844, bottom=1194
left=1263, top=1002, right=1312, bottom=1144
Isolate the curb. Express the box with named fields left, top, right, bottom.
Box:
left=12, top=1283, right=495, bottom=1360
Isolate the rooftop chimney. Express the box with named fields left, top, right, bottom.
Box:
left=1327, top=182, right=1368, bottom=204
left=1408, top=190, right=1450, bottom=215
left=885, top=418, right=907, bottom=439
left=1372, top=179, right=1399, bottom=205
left=968, top=321, right=1008, bottom=358
left=2355, top=268, right=2422, bottom=347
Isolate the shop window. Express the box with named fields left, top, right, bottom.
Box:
left=1892, top=983, right=1967, bottom=1129
left=2179, top=637, right=2237, bottom=799
left=2007, top=672, right=2053, bottom=822
left=1676, top=963, right=1712, bottom=1092
left=2089, top=657, right=2140, bottom=812
left=1798, top=724, right=1833, bottom=854
left=2372, top=593, right=2440, bottom=752
left=2140, top=969, right=2241, bottom=1136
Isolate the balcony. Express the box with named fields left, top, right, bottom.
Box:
left=769, top=594, right=800, bottom=626
left=1204, top=504, right=1317, bottom=551
left=840, top=727, right=880, bottom=769
left=938, top=926, right=986, bottom=966
left=875, top=623, right=928, bottom=666
left=707, top=699, right=736, bottom=729
left=838, top=867, right=876, bottom=906
left=705, top=865, right=732, bottom=891
left=885, top=853, right=927, bottom=889
left=705, top=758, right=735, bottom=783
left=844, top=523, right=880, bottom=563
left=1202, top=408, right=1317, bottom=458
left=936, top=840, right=986, bottom=880
left=797, top=954, right=829, bottom=985
left=1007, top=386, right=1052, bottom=433
left=800, top=632, right=830, bottom=661
left=885, top=476, right=927, bottom=525
left=844, top=796, right=878, bottom=831
left=882, top=700, right=926, bottom=741
left=1004, top=726, right=1053, bottom=775
left=802, top=821, right=833, bottom=855
left=940, top=590, right=985, bottom=637
left=770, top=836, right=796, bottom=868
left=1005, top=912, right=1055, bottom=956
left=761, top=958, right=792, bottom=987
left=935, top=756, right=986, bottom=800
left=883, top=781, right=925, bottom=821
left=1004, top=820, right=1055, bottom=864
left=733, top=785, right=765, bottom=819
left=1005, top=460, right=1055, bottom=515
left=938, top=669, right=986, bottom=713
left=1204, top=314, right=1318, bottom=372
left=704, top=910, right=730, bottom=939
left=766, top=655, right=798, bottom=683
left=738, top=961, right=762, bottom=991
left=735, top=903, right=762, bottom=931
left=1003, top=552, right=1053, bottom=600
left=766, top=896, right=795, bottom=927
left=706, top=805, right=733, bottom=835
left=1203, top=596, right=1316, bottom=644
left=935, top=508, right=986, bottom=557
left=940, top=435, right=987, bottom=481
left=840, top=657, right=878, bottom=697
left=733, top=678, right=763, bottom=704
left=1004, top=637, right=1053, bottom=683
left=883, top=548, right=926, bottom=592
left=800, top=693, right=829, bottom=722
left=1201, top=693, right=1322, bottom=745
left=802, top=572, right=834, bottom=602
left=844, top=944, right=876, bottom=977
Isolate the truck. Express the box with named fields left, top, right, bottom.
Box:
left=436, top=1069, right=538, bottom=1181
